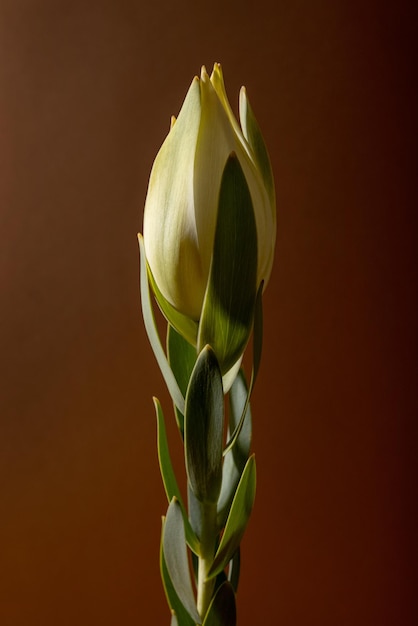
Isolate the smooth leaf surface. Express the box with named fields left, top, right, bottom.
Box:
left=154, top=398, right=200, bottom=555
left=217, top=370, right=252, bottom=526
left=202, top=581, right=236, bottom=626
left=208, top=456, right=256, bottom=579
left=163, top=499, right=201, bottom=624
left=239, top=87, right=276, bottom=211
left=197, top=154, right=258, bottom=375
left=149, top=263, right=199, bottom=348
left=167, top=324, right=197, bottom=396
left=223, top=282, right=263, bottom=455
left=167, top=324, right=197, bottom=436
left=147, top=265, right=197, bottom=346
left=138, top=234, right=185, bottom=414
left=221, top=356, right=242, bottom=394
left=160, top=521, right=196, bottom=626
left=185, top=346, right=224, bottom=503
left=188, top=484, right=202, bottom=544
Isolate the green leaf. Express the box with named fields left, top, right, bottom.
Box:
left=166, top=325, right=241, bottom=423
left=197, top=154, right=258, bottom=375
left=202, top=581, right=236, bottom=626
left=160, top=519, right=196, bottom=626
left=138, top=234, right=185, bottom=414
left=223, top=282, right=263, bottom=455
left=215, top=569, right=228, bottom=592
left=167, top=324, right=197, bottom=397
left=148, top=261, right=199, bottom=348
left=208, top=455, right=256, bottom=579
left=188, top=484, right=202, bottom=544
left=185, top=346, right=224, bottom=503
left=217, top=370, right=252, bottom=527
left=167, top=324, right=198, bottom=436
left=154, top=398, right=200, bottom=555
left=239, top=87, right=276, bottom=212
left=227, top=549, right=240, bottom=593
left=163, top=499, right=201, bottom=624
left=221, top=356, right=242, bottom=394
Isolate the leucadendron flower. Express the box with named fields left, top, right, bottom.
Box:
left=143, top=63, right=276, bottom=375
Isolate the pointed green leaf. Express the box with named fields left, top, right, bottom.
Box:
left=185, top=346, right=224, bottom=503
left=217, top=370, right=252, bottom=526
left=163, top=499, right=201, bottom=624
left=154, top=397, right=182, bottom=502
left=223, top=282, right=263, bottom=455
left=160, top=518, right=196, bottom=626
left=154, top=398, right=200, bottom=555
left=149, top=262, right=199, bottom=348
left=202, top=581, right=236, bottom=626
left=138, top=234, right=185, bottom=414
left=167, top=324, right=198, bottom=436
left=167, top=325, right=241, bottom=423
left=239, top=87, right=276, bottom=211
left=197, top=154, right=258, bottom=375
left=208, top=456, right=256, bottom=579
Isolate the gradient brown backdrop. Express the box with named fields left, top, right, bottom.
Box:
left=0, top=1, right=415, bottom=624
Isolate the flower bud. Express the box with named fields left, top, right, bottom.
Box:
left=143, top=63, right=276, bottom=372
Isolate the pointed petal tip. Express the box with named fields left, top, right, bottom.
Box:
left=211, top=62, right=224, bottom=83
left=200, top=65, right=209, bottom=81
left=239, top=86, right=249, bottom=113
left=212, top=61, right=222, bottom=75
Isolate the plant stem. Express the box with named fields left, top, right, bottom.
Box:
left=197, top=502, right=218, bottom=618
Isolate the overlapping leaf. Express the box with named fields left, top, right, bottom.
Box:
left=223, top=281, right=263, bottom=456
left=167, top=324, right=198, bottom=436
left=217, top=371, right=252, bottom=527
left=208, top=456, right=256, bottom=579
left=160, top=522, right=196, bottom=626
left=239, top=88, right=276, bottom=211
left=202, top=581, right=236, bottom=626
left=138, top=234, right=185, bottom=414
left=197, top=154, right=258, bottom=375
left=185, top=346, right=224, bottom=504
left=163, top=499, right=201, bottom=624
left=154, top=398, right=200, bottom=555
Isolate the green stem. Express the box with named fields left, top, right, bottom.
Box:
left=197, top=502, right=218, bottom=619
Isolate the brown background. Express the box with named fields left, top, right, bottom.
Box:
left=0, top=1, right=415, bottom=624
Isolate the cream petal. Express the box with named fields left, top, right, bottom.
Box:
left=193, top=70, right=243, bottom=277
left=144, top=64, right=276, bottom=325
left=210, top=63, right=251, bottom=159
left=143, top=77, right=205, bottom=320
left=209, top=66, right=275, bottom=287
